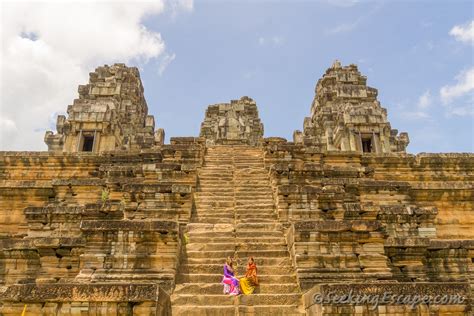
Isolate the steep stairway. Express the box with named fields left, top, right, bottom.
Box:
left=171, top=145, right=304, bottom=315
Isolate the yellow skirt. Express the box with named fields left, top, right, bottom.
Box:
left=240, top=277, right=255, bottom=295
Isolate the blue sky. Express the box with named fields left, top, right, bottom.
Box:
left=140, top=0, right=473, bottom=153
left=1, top=0, right=473, bottom=153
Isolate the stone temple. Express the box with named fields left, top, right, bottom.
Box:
left=0, top=62, right=472, bottom=315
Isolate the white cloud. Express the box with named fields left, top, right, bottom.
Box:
left=394, top=90, right=434, bottom=121
left=0, top=117, right=17, bottom=133
left=420, top=20, right=433, bottom=28
left=326, top=2, right=383, bottom=34
left=417, top=90, right=432, bottom=109
left=176, top=0, right=193, bottom=11
left=326, top=0, right=360, bottom=7
left=399, top=111, right=431, bottom=120
left=242, top=68, right=259, bottom=80
left=166, top=0, right=193, bottom=17
left=258, top=36, right=285, bottom=47
left=158, top=53, right=176, bottom=76
left=327, top=21, right=359, bottom=34
left=0, top=0, right=192, bottom=151
left=440, top=67, right=474, bottom=104
left=449, top=20, right=474, bottom=44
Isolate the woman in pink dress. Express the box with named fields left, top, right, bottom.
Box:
left=221, top=256, right=240, bottom=295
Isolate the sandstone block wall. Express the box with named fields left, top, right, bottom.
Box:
left=262, top=138, right=473, bottom=311
left=0, top=138, right=205, bottom=315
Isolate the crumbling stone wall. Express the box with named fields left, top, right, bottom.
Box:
left=294, top=61, right=409, bottom=153
left=0, top=138, right=205, bottom=315
left=199, top=96, right=264, bottom=146
left=45, top=64, right=165, bottom=153
left=262, top=137, right=473, bottom=312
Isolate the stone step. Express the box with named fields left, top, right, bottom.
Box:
left=197, top=173, right=233, bottom=177
left=188, top=236, right=283, bottom=243
left=235, top=223, right=283, bottom=231
left=186, top=223, right=235, bottom=232
left=192, top=217, right=277, bottom=224
left=173, top=282, right=300, bottom=295
left=197, top=175, right=233, bottom=179
left=234, top=188, right=272, bottom=193
left=237, top=208, right=276, bottom=214
left=234, top=187, right=272, bottom=191
left=196, top=182, right=269, bottom=187
left=233, top=173, right=268, bottom=177
left=177, top=274, right=297, bottom=284
left=204, top=161, right=264, bottom=166
left=185, top=249, right=290, bottom=259
left=236, top=218, right=278, bottom=224
left=236, top=231, right=285, bottom=238
left=192, top=217, right=235, bottom=224
left=172, top=305, right=303, bottom=316
left=205, top=151, right=262, bottom=155
left=192, top=213, right=276, bottom=220
left=194, top=193, right=235, bottom=197
left=178, top=264, right=293, bottom=275
left=171, top=293, right=301, bottom=306
left=172, top=294, right=235, bottom=306
left=197, top=185, right=270, bottom=190
left=197, top=174, right=233, bottom=179
left=199, top=168, right=233, bottom=172
left=192, top=210, right=236, bottom=215
left=193, top=208, right=275, bottom=215
left=172, top=305, right=235, bottom=316
left=240, top=293, right=302, bottom=306
left=186, top=230, right=285, bottom=239
left=234, top=204, right=275, bottom=210
left=194, top=198, right=273, bottom=205
left=185, top=241, right=288, bottom=252
left=185, top=257, right=292, bottom=266
left=235, top=211, right=276, bottom=216
left=198, top=187, right=234, bottom=192
left=238, top=305, right=304, bottom=315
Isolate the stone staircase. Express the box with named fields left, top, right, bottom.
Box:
left=171, top=145, right=304, bottom=315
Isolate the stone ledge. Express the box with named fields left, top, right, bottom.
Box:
left=0, top=180, right=53, bottom=188
left=428, top=239, right=474, bottom=249
left=169, top=137, right=204, bottom=145
left=385, top=237, right=431, bottom=247
left=52, top=179, right=105, bottom=186
left=0, top=283, right=161, bottom=302
left=318, top=282, right=470, bottom=298
left=80, top=220, right=177, bottom=232
left=0, top=237, right=85, bottom=250
left=294, top=220, right=382, bottom=232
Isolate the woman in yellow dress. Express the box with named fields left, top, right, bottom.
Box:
left=240, top=257, right=258, bottom=295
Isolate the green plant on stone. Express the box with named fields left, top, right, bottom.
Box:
left=101, top=188, right=109, bottom=206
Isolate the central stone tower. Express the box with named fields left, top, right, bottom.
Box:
left=199, top=96, right=264, bottom=146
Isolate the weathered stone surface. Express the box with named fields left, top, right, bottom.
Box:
left=0, top=283, right=161, bottom=302
left=199, top=96, right=264, bottom=146
left=296, top=61, right=409, bottom=153
left=1, top=61, right=472, bottom=315
left=304, top=282, right=471, bottom=316
left=44, top=64, right=164, bottom=153
left=0, top=284, right=171, bottom=315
